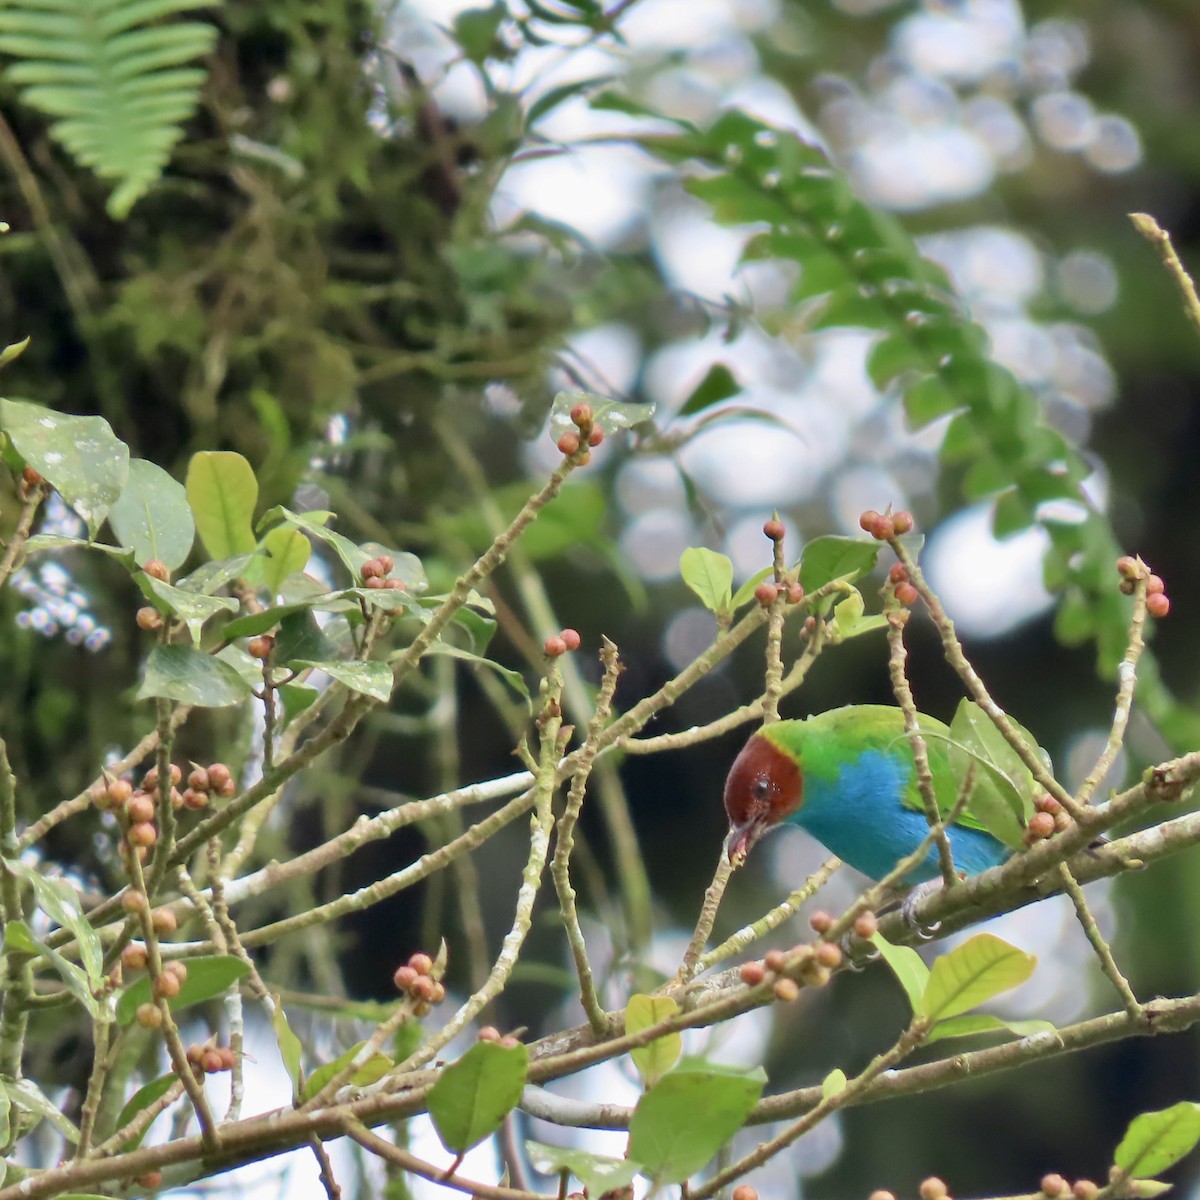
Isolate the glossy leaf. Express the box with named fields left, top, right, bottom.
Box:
left=250, top=526, right=311, bottom=597
left=4, top=919, right=98, bottom=1016
left=525, top=1141, right=641, bottom=1197
left=9, top=862, right=103, bottom=985
left=268, top=507, right=370, bottom=580
left=274, top=609, right=337, bottom=664
left=137, top=575, right=237, bottom=645
left=798, top=536, right=880, bottom=591
left=428, top=1040, right=530, bottom=1154
left=108, top=459, right=195, bottom=570
left=549, top=390, right=654, bottom=441
left=924, top=1014, right=1056, bottom=1045
left=9, top=1076, right=80, bottom=1143
left=870, top=932, right=929, bottom=1015
left=626, top=993, right=682, bottom=1086
left=186, top=451, right=258, bottom=559
left=176, top=553, right=260, bottom=595
left=423, top=643, right=530, bottom=708
left=117, top=955, right=251, bottom=1026
left=679, top=547, right=733, bottom=616
left=628, top=1059, right=765, bottom=1183
left=293, top=659, right=392, bottom=703
left=921, top=933, right=1036, bottom=1022
left=138, top=645, right=252, bottom=707
left=0, top=398, right=128, bottom=535
left=1115, top=1102, right=1200, bottom=1179
left=113, top=1074, right=176, bottom=1149
left=302, top=1042, right=394, bottom=1101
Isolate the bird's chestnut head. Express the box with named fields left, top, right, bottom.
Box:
left=723, top=733, right=803, bottom=863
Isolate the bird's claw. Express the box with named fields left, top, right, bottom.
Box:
left=899, top=879, right=944, bottom=936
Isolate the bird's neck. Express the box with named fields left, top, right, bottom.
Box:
left=787, top=747, right=909, bottom=837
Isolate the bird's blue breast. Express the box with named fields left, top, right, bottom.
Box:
left=785, top=748, right=1008, bottom=883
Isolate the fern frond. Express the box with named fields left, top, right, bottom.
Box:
left=0, top=0, right=221, bottom=218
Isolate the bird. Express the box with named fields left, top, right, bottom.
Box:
left=723, top=705, right=1014, bottom=884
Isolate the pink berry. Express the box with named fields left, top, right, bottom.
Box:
left=543, top=635, right=567, bottom=657
left=762, top=518, right=785, bottom=541
left=556, top=431, right=580, bottom=456
left=754, top=582, right=779, bottom=607
left=1147, top=592, right=1170, bottom=619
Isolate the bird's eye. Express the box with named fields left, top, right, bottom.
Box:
left=752, top=778, right=771, bottom=804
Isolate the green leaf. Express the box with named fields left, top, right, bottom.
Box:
left=302, top=1042, right=394, bottom=1101
left=247, top=527, right=311, bottom=597
left=137, top=645, right=253, bottom=708
left=821, top=1068, right=848, bottom=1100
left=271, top=998, right=306, bottom=1092
left=4, top=919, right=98, bottom=1016
left=136, top=575, right=238, bottom=645
left=186, top=451, right=258, bottom=560
left=423, top=643, right=530, bottom=709
left=798, top=536, right=880, bottom=591
left=223, top=602, right=311, bottom=640
left=1115, top=1103, right=1200, bottom=1179
left=9, top=1075, right=80, bottom=1143
left=827, top=589, right=888, bottom=643
left=454, top=2, right=506, bottom=61
left=921, top=933, right=1036, bottom=1022
left=8, top=863, right=103, bottom=985
left=175, top=553, right=260, bottom=596
left=679, top=363, right=741, bottom=416
left=924, top=1014, right=1056, bottom=1045
left=108, top=459, right=195, bottom=570
left=525, top=1142, right=642, bottom=1197
left=117, top=955, right=251, bottom=1027
left=0, top=398, right=129, bottom=535
left=293, top=659, right=392, bottom=703
left=21, top=534, right=135, bottom=564
left=629, top=1060, right=765, bottom=1183
left=274, top=609, right=337, bottom=664
left=626, top=993, right=682, bottom=1086
left=428, top=1040, right=530, bottom=1154
left=870, top=932, right=929, bottom=1014
left=679, top=547, right=734, bottom=616
left=0, top=335, right=30, bottom=369
left=113, top=1074, right=176, bottom=1149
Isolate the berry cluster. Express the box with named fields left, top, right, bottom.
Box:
left=1116, top=556, right=1170, bottom=617
left=392, top=951, right=446, bottom=1016
left=94, top=763, right=235, bottom=855
left=555, top=402, right=604, bottom=464
left=133, top=960, right=189, bottom=1026
left=859, top=508, right=915, bottom=541
left=1039, top=1174, right=1100, bottom=1200
left=362, top=554, right=406, bottom=591
left=1024, top=794, right=1073, bottom=845
left=737, top=933, right=844, bottom=999
left=887, top=563, right=920, bottom=608
left=186, top=1042, right=237, bottom=1075
left=753, top=580, right=804, bottom=607
left=477, top=1025, right=523, bottom=1050
left=543, top=628, right=582, bottom=656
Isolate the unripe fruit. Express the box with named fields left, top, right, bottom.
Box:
left=1116, top=555, right=1138, bottom=578
left=1072, top=1182, right=1098, bottom=1200
left=1025, top=812, right=1056, bottom=842
left=919, top=1178, right=948, bottom=1200
left=556, top=431, right=580, bottom=456
left=136, top=1172, right=163, bottom=1189
left=129, top=821, right=158, bottom=848
left=754, top=582, right=779, bottom=607
left=859, top=510, right=881, bottom=532
left=1041, top=1174, right=1068, bottom=1197
left=136, top=606, right=163, bottom=631
left=870, top=514, right=895, bottom=541
left=187, top=767, right=210, bottom=793
left=122, top=890, right=148, bottom=914
left=136, top=1002, right=162, bottom=1031
left=543, top=635, right=567, bottom=657
left=144, top=765, right=182, bottom=790
left=128, top=794, right=156, bottom=824
left=163, top=960, right=188, bottom=984
left=889, top=563, right=908, bottom=584
left=560, top=628, right=581, bottom=652
left=107, top=778, right=134, bottom=807
left=1147, top=574, right=1165, bottom=595
left=1034, top=794, right=1061, bottom=814
left=409, top=952, right=434, bottom=976
left=816, top=941, right=842, bottom=969
left=385, top=577, right=407, bottom=590
left=411, top=975, right=436, bottom=1003
left=588, top=427, right=604, bottom=447
left=202, top=1049, right=225, bottom=1074
left=809, top=910, right=834, bottom=934
left=892, top=511, right=914, bottom=535
left=186, top=1043, right=205, bottom=1065
left=377, top=555, right=394, bottom=575
left=801, top=962, right=832, bottom=988
left=764, top=949, right=787, bottom=973
left=1147, top=592, right=1170, bottom=619
left=577, top=451, right=592, bottom=466
left=739, top=961, right=766, bottom=986
left=895, top=582, right=920, bottom=607
left=122, top=944, right=149, bottom=971
left=787, top=582, right=804, bottom=604
left=570, top=402, right=593, bottom=429
left=732, top=1186, right=758, bottom=1200
left=143, top=560, right=170, bottom=582
left=361, top=558, right=384, bottom=580
left=393, top=965, right=418, bottom=992
left=182, top=788, right=209, bottom=810
left=499, top=1035, right=522, bottom=1048
left=773, top=978, right=800, bottom=1002
left=217, top=776, right=236, bottom=798
left=247, top=634, right=274, bottom=660
left=869, top=1192, right=897, bottom=1200
left=207, top=763, right=232, bottom=791
left=478, top=1026, right=501, bottom=1042
left=152, top=972, right=180, bottom=1000
left=763, top=518, right=785, bottom=541
left=218, top=1047, right=236, bottom=1070
left=854, top=912, right=878, bottom=939
left=152, top=907, right=177, bottom=936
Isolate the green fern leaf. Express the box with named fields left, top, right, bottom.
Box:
left=0, top=0, right=220, bottom=217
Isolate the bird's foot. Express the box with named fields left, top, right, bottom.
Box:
left=899, top=879, right=944, bottom=937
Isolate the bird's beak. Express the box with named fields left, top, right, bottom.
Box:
left=725, top=820, right=763, bottom=865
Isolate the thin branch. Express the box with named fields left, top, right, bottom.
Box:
left=1056, top=862, right=1141, bottom=1018
left=0, top=481, right=44, bottom=589
left=1130, top=213, right=1200, bottom=337
left=674, top=850, right=736, bottom=985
